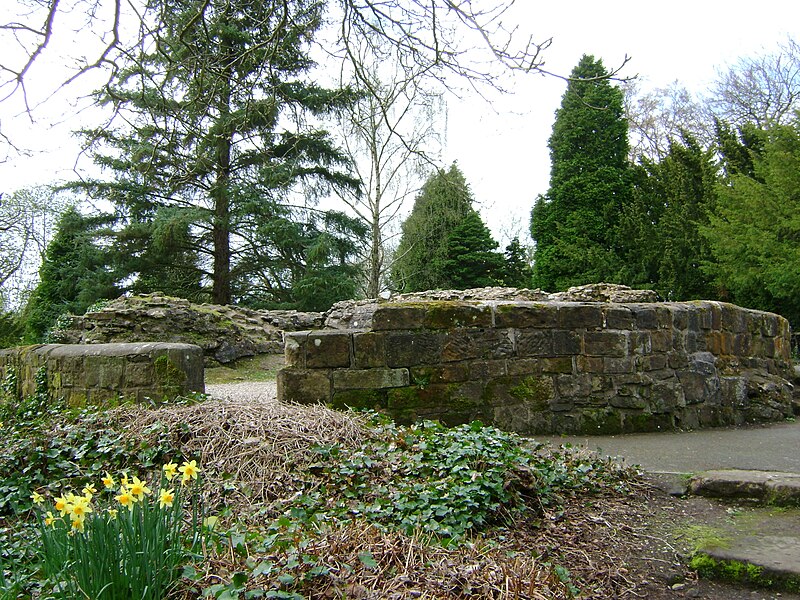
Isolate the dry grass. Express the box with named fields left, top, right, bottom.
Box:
left=100, top=399, right=673, bottom=599
left=106, top=398, right=367, bottom=512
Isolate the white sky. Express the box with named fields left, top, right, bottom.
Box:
left=1, top=0, right=799, bottom=244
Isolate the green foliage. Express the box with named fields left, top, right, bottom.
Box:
left=23, top=207, right=118, bottom=342
left=531, top=54, right=632, bottom=290
left=703, top=122, right=800, bottom=326
left=502, top=237, right=534, bottom=288
left=392, top=163, right=476, bottom=292
left=620, top=134, right=720, bottom=300
left=74, top=0, right=360, bottom=305
left=440, top=211, right=505, bottom=289
left=0, top=312, right=23, bottom=349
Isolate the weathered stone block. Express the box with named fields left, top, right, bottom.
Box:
left=541, top=357, right=573, bottom=374
left=486, top=375, right=555, bottom=411
left=584, top=331, right=628, bottom=357
left=603, top=306, right=635, bottom=329
left=609, top=395, right=648, bottom=409
left=631, top=306, right=658, bottom=330
left=603, top=357, right=634, bottom=374
left=352, top=332, right=387, bottom=369
left=721, top=304, right=748, bottom=333
left=284, top=332, right=308, bottom=367
left=277, top=368, right=331, bottom=404
left=423, top=303, right=493, bottom=329
left=467, top=360, right=508, bottom=379
left=306, top=332, right=352, bottom=368
left=371, top=305, right=426, bottom=330
left=557, top=304, right=603, bottom=329
left=516, top=330, right=553, bottom=356
left=410, top=364, right=470, bottom=385
left=125, top=362, right=155, bottom=387
left=576, top=355, right=604, bottom=373
left=494, top=303, right=558, bottom=328
left=333, top=368, right=409, bottom=390
left=552, top=330, right=581, bottom=355
left=629, top=332, right=652, bottom=355
left=555, top=373, right=592, bottom=398
left=506, top=358, right=542, bottom=376
left=442, top=329, right=514, bottom=362
left=650, top=330, right=673, bottom=353
left=386, top=332, right=443, bottom=367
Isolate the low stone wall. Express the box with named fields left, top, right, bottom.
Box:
left=277, top=300, right=795, bottom=435
left=53, top=293, right=326, bottom=365
left=0, top=343, right=204, bottom=407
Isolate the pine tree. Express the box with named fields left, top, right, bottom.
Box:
left=502, top=237, right=534, bottom=288
left=530, top=54, right=632, bottom=291
left=703, top=123, right=800, bottom=326
left=391, top=163, right=475, bottom=292
left=24, top=208, right=119, bottom=341
left=75, top=0, right=358, bottom=305
left=619, top=134, right=719, bottom=300
left=440, top=211, right=504, bottom=289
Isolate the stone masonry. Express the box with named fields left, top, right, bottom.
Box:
left=277, top=299, right=795, bottom=435
left=0, top=343, right=204, bottom=407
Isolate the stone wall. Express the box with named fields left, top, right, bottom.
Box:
left=0, top=343, right=204, bottom=407
left=53, top=294, right=325, bottom=365
left=277, top=299, right=795, bottom=435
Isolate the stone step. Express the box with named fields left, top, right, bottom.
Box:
left=688, top=469, right=800, bottom=506
left=694, top=535, right=800, bottom=591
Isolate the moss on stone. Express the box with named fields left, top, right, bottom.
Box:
left=154, top=354, right=186, bottom=401
left=331, top=389, right=388, bottom=411
left=579, top=407, right=623, bottom=435
left=509, top=376, right=553, bottom=411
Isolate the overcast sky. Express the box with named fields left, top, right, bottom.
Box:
left=2, top=0, right=799, bottom=243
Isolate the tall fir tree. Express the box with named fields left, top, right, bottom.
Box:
left=530, top=54, right=632, bottom=291
left=24, top=208, right=119, bottom=341
left=76, top=0, right=359, bottom=305
left=502, top=237, right=534, bottom=288
left=391, top=163, right=475, bottom=292
left=440, top=211, right=505, bottom=289
left=619, top=134, right=719, bottom=300
left=703, top=123, right=800, bottom=326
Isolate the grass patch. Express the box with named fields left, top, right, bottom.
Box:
left=204, top=354, right=283, bottom=384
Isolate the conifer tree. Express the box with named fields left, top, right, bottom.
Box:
left=441, top=211, right=504, bottom=289
left=530, top=54, right=632, bottom=291
left=391, top=164, right=475, bottom=292
left=502, top=237, right=534, bottom=288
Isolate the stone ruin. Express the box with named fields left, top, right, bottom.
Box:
left=278, top=285, right=797, bottom=435
left=53, top=293, right=325, bottom=365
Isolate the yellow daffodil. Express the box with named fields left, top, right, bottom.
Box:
left=120, top=473, right=129, bottom=488
left=127, top=476, right=152, bottom=500
left=116, top=488, right=136, bottom=510
left=30, top=491, right=44, bottom=505
left=163, top=462, right=178, bottom=481
left=102, top=472, right=115, bottom=489
left=54, top=495, right=70, bottom=516
left=178, top=460, right=200, bottom=485
left=107, top=508, right=118, bottom=520
left=158, top=488, right=175, bottom=509
left=82, top=484, right=97, bottom=499
left=70, top=517, right=85, bottom=533
left=44, top=511, right=56, bottom=527
left=70, top=496, right=92, bottom=522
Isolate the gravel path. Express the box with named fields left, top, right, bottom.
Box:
left=205, top=381, right=278, bottom=402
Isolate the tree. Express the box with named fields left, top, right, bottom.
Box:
left=74, top=0, right=358, bottom=305
left=624, top=80, right=712, bottom=163
left=391, top=163, right=474, bottom=292
left=709, top=37, right=800, bottom=129
left=619, top=134, right=719, bottom=300
left=24, top=207, right=118, bottom=341
left=440, top=211, right=504, bottom=289
left=0, top=186, right=68, bottom=309
left=501, top=237, right=533, bottom=288
left=530, top=54, right=632, bottom=291
left=233, top=205, right=368, bottom=311
left=334, top=58, right=440, bottom=298
left=703, top=123, right=800, bottom=326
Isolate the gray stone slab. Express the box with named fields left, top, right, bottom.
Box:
left=703, top=535, right=800, bottom=580
left=689, top=469, right=800, bottom=505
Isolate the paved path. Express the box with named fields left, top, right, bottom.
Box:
left=536, top=420, right=800, bottom=474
